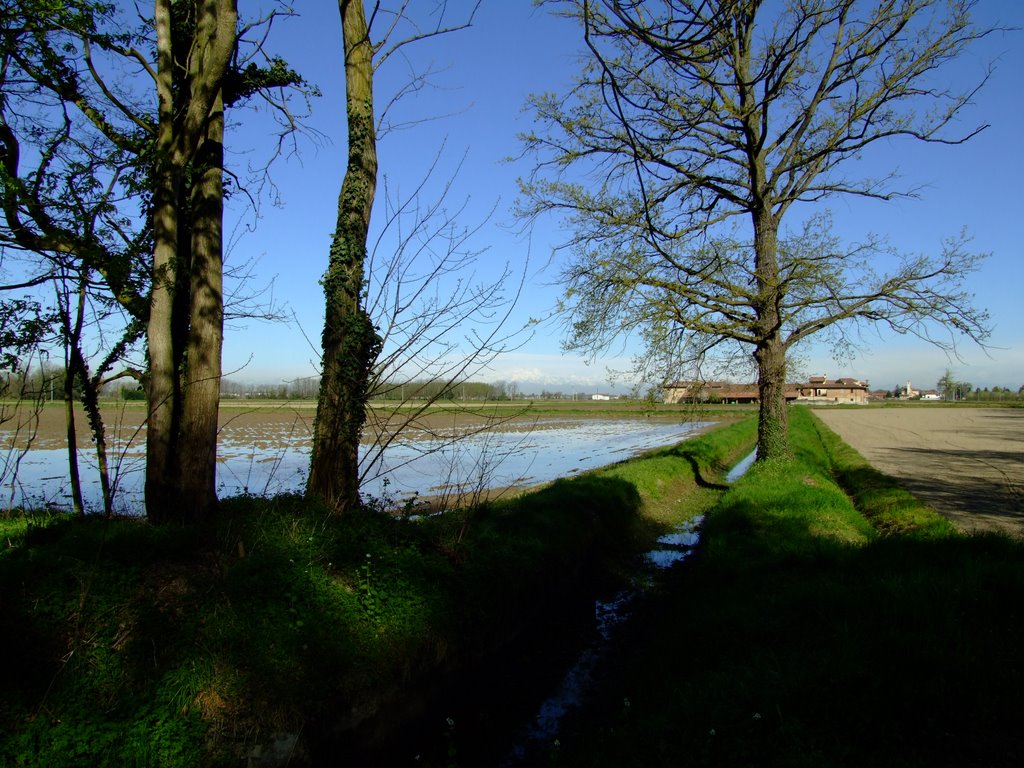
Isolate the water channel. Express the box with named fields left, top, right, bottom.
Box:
left=503, top=447, right=757, bottom=764
left=4, top=407, right=756, bottom=761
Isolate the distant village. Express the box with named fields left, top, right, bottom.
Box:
left=536, top=376, right=1020, bottom=404
left=662, top=375, right=981, bottom=405
left=57, top=371, right=1012, bottom=404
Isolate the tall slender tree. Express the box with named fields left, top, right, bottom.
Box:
left=309, top=0, right=482, bottom=512
left=307, top=0, right=380, bottom=512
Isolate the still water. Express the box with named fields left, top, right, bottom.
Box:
left=1, top=418, right=715, bottom=514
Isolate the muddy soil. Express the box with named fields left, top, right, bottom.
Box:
left=814, top=407, right=1024, bottom=538
left=0, top=400, right=701, bottom=452
left=2, top=402, right=317, bottom=451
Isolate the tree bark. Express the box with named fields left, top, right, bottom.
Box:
left=146, top=0, right=182, bottom=522
left=752, top=207, right=790, bottom=462
left=177, top=91, right=225, bottom=521
left=754, top=334, right=789, bottom=461
left=63, top=350, right=85, bottom=517
left=146, top=0, right=236, bottom=523
left=307, top=0, right=381, bottom=512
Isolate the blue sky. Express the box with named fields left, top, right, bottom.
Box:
left=222, top=1, right=1023, bottom=394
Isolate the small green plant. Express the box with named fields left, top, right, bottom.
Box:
left=357, top=552, right=384, bottom=624
left=400, top=491, right=421, bottom=520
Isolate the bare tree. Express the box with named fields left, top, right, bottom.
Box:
left=309, top=0, right=495, bottom=512
left=355, top=151, right=529, bottom=507
left=521, top=0, right=996, bottom=461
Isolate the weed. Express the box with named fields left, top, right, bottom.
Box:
left=356, top=552, right=384, bottom=625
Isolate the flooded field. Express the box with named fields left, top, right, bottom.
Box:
left=0, top=402, right=715, bottom=514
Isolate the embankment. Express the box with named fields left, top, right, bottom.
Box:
left=0, top=417, right=756, bottom=766
left=549, top=407, right=1024, bottom=768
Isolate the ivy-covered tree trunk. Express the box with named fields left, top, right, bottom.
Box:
left=752, top=207, right=790, bottom=462
left=307, top=0, right=382, bottom=513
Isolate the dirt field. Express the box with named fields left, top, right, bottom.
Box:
left=0, top=399, right=710, bottom=451
left=814, top=407, right=1024, bottom=538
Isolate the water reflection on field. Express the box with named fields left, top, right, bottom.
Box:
left=1, top=415, right=714, bottom=514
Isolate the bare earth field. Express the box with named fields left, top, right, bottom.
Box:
left=0, top=399, right=710, bottom=451
left=814, top=407, right=1024, bottom=538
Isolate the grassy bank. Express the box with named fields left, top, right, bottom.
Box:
left=0, top=418, right=756, bottom=766
left=554, top=407, right=1024, bottom=767
left=9, top=408, right=1015, bottom=767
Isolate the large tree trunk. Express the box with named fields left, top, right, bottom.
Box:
left=754, top=334, right=789, bottom=460
left=177, top=92, right=225, bottom=521
left=145, top=0, right=183, bottom=523
left=146, top=0, right=236, bottom=523
left=307, top=0, right=381, bottom=513
left=752, top=207, right=790, bottom=462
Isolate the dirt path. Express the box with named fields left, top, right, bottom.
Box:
left=814, top=407, right=1024, bottom=538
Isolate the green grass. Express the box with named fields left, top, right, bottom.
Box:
left=553, top=407, right=1024, bottom=768
left=8, top=409, right=1017, bottom=767
left=0, top=418, right=756, bottom=766
left=0, top=509, right=67, bottom=549
left=799, top=412, right=960, bottom=538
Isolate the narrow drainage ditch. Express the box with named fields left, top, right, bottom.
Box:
left=501, top=447, right=758, bottom=765
left=725, top=447, right=758, bottom=483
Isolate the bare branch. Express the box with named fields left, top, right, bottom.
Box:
left=522, top=0, right=998, bottom=460
left=371, top=1, right=482, bottom=69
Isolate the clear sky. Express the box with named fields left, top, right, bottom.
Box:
left=221, top=1, right=1023, bottom=394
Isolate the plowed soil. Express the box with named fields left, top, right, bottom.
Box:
left=814, top=407, right=1024, bottom=538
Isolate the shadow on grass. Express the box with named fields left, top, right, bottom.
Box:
left=652, top=429, right=755, bottom=492
left=547, top=409, right=1024, bottom=768
left=554, top=529, right=1024, bottom=768
left=0, top=472, right=650, bottom=767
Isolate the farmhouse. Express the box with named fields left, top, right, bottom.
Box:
left=664, top=375, right=869, bottom=405
left=662, top=380, right=799, bottom=405
left=795, top=375, right=870, bottom=404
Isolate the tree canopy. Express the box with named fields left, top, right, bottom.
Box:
left=521, top=0, right=994, bottom=460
